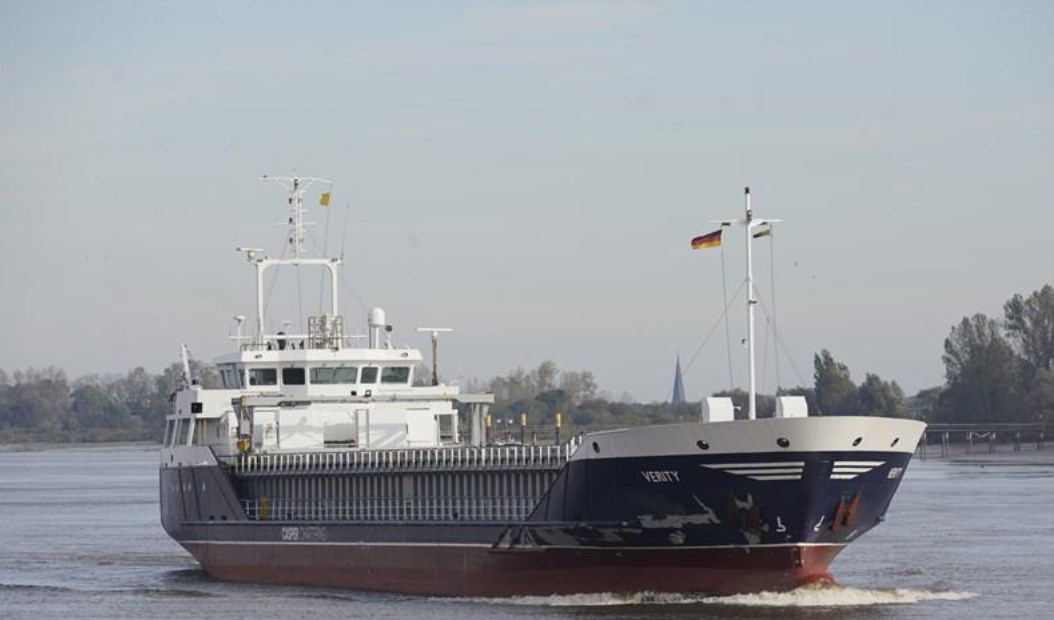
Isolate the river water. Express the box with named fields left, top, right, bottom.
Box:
left=0, top=444, right=1051, bottom=620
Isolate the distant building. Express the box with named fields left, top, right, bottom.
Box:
left=671, top=355, right=686, bottom=405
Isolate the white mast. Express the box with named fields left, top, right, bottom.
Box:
left=240, top=175, right=339, bottom=344
left=745, top=188, right=757, bottom=420
left=259, top=174, right=332, bottom=259
left=712, top=187, right=780, bottom=420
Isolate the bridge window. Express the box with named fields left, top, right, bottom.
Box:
left=219, top=365, right=243, bottom=389
left=360, top=367, right=378, bottom=384
left=310, top=366, right=358, bottom=384
left=381, top=366, right=410, bottom=384
left=282, top=367, right=306, bottom=386
left=248, top=368, right=277, bottom=386
left=193, top=420, right=209, bottom=445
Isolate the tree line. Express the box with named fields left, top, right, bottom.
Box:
left=798, top=284, right=1052, bottom=424
left=1, top=284, right=1050, bottom=442
left=0, top=361, right=217, bottom=443
left=470, top=356, right=908, bottom=432
left=930, top=285, right=1053, bottom=424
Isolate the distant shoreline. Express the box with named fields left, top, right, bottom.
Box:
left=0, top=440, right=159, bottom=453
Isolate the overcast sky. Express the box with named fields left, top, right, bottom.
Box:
left=2, top=0, right=1052, bottom=402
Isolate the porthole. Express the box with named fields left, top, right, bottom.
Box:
left=592, top=441, right=600, bottom=454
left=852, top=437, right=863, bottom=447
left=777, top=437, right=790, bottom=448
left=891, top=437, right=900, bottom=447
left=696, top=439, right=710, bottom=450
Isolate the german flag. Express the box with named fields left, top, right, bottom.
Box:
left=691, top=229, right=722, bottom=250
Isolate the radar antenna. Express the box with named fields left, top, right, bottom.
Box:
left=416, top=327, right=454, bottom=386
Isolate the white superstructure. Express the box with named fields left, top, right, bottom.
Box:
left=162, top=176, right=492, bottom=462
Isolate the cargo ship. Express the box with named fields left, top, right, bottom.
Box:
left=160, top=179, right=925, bottom=596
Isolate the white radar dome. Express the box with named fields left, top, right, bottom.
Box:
left=368, top=307, right=387, bottom=327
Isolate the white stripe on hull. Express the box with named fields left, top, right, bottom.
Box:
left=577, top=417, right=924, bottom=461
left=700, top=461, right=805, bottom=481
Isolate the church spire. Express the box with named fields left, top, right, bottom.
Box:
left=671, top=355, right=686, bottom=405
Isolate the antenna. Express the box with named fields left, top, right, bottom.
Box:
left=416, top=327, right=454, bottom=386
left=246, top=175, right=342, bottom=345
left=233, top=315, right=246, bottom=342
left=259, top=175, right=332, bottom=259
left=236, top=247, right=264, bottom=261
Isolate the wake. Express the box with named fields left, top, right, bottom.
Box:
left=467, top=583, right=976, bottom=607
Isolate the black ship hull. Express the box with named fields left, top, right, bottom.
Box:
left=161, top=432, right=917, bottom=596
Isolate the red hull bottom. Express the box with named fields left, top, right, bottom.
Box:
left=185, top=542, right=842, bottom=597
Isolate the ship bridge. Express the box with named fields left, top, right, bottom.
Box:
left=163, top=175, right=493, bottom=462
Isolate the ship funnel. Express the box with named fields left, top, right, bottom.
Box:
left=368, top=307, right=387, bottom=349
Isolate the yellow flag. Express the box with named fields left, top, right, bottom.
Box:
left=319, top=192, right=331, bottom=207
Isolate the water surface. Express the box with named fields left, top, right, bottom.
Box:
left=1, top=445, right=1050, bottom=619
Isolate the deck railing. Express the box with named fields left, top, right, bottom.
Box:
left=222, top=437, right=582, bottom=476
left=240, top=494, right=541, bottom=523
